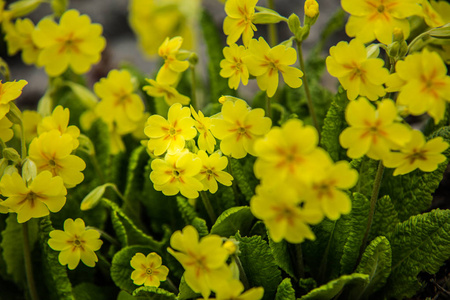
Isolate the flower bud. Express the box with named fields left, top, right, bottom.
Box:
left=6, top=102, right=23, bottom=125
left=80, top=183, right=113, bottom=211
left=8, top=0, right=43, bottom=18
left=304, top=0, right=319, bottom=26
left=51, top=0, right=68, bottom=17
left=3, top=147, right=20, bottom=162
left=288, top=13, right=303, bottom=41
left=22, top=158, right=37, bottom=183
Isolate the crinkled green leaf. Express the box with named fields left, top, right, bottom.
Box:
left=353, top=236, right=392, bottom=298
left=369, top=195, right=400, bottom=241
left=340, top=192, right=370, bottom=275
left=192, top=217, right=209, bottom=237
left=230, top=157, right=258, bottom=202
left=275, top=278, right=295, bottom=300
left=299, top=273, right=369, bottom=300
left=235, top=232, right=282, bottom=300
left=133, top=286, right=177, bottom=299
left=350, top=157, right=379, bottom=199
left=211, top=206, right=254, bottom=237
left=385, top=209, right=450, bottom=299
left=268, top=237, right=295, bottom=278
left=298, top=278, right=317, bottom=295
left=176, top=196, right=198, bottom=224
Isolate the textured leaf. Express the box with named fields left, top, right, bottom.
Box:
left=299, top=273, right=369, bottom=300
left=133, top=286, right=177, bottom=299
left=340, top=193, right=370, bottom=275
left=124, top=146, right=149, bottom=202
left=275, top=278, right=295, bottom=300
left=191, top=217, right=209, bottom=237
left=86, top=119, right=111, bottom=180
left=369, top=195, right=400, bottom=241
left=176, top=196, right=198, bottom=224
left=353, top=236, right=392, bottom=298
left=268, top=237, right=295, bottom=278
left=211, top=206, right=254, bottom=237
left=230, top=157, right=258, bottom=203
left=235, top=232, right=282, bottom=300
left=350, top=157, right=379, bottom=200
left=385, top=209, right=450, bottom=299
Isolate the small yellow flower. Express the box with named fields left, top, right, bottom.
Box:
left=223, top=0, right=258, bottom=47
left=144, top=103, right=196, bottom=156
left=326, top=39, right=390, bottom=101
left=220, top=44, right=249, bottom=90
left=0, top=171, right=67, bottom=223
left=32, top=9, right=106, bottom=76
left=48, top=218, right=103, bottom=270
left=143, top=79, right=190, bottom=106
left=196, top=150, right=233, bottom=194
left=4, top=18, right=40, bottom=65
left=130, top=252, right=169, bottom=287
left=211, top=99, right=272, bottom=159
left=156, top=36, right=189, bottom=85
left=167, top=225, right=232, bottom=299
left=0, top=116, right=13, bottom=143
left=243, top=37, right=303, bottom=97
left=420, top=0, right=450, bottom=28
left=212, top=279, right=264, bottom=300
left=383, top=130, right=448, bottom=175
left=19, top=110, right=41, bottom=142
left=339, top=97, right=412, bottom=160
left=304, top=0, right=319, bottom=18
left=0, top=79, right=27, bottom=120
left=190, top=106, right=216, bottom=154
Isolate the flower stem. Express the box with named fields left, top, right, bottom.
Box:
left=357, top=160, right=385, bottom=266
left=22, top=222, right=39, bottom=300
left=266, top=94, right=272, bottom=119
left=234, top=255, right=250, bottom=290
left=294, top=243, right=305, bottom=278
left=89, top=154, right=106, bottom=184
left=200, top=191, right=216, bottom=224
left=190, top=65, right=198, bottom=111
left=267, top=0, right=278, bottom=47
left=167, top=277, right=179, bottom=294
left=296, top=41, right=320, bottom=137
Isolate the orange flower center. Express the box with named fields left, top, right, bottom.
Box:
left=407, top=150, right=427, bottom=164
left=377, top=5, right=385, bottom=13
left=145, top=268, right=153, bottom=275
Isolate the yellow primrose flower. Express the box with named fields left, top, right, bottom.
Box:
left=326, top=39, right=390, bottom=101
left=190, top=106, right=216, bottom=154
left=167, top=225, right=232, bottom=299
left=383, top=130, right=448, bottom=175
left=130, top=252, right=169, bottom=287
left=32, top=9, right=106, bottom=76
left=94, top=69, right=145, bottom=134
left=4, top=18, right=40, bottom=65
left=223, top=0, right=258, bottom=47
left=143, top=78, right=190, bottom=106
left=28, top=130, right=86, bottom=188
left=0, top=171, right=67, bottom=223
left=339, top=97, right=412, bottom=160
left=20, top=110, right=41, bottom=142
left=253, top=118, right=324, bottom=186
left=144, top=103, right=196, bottom=156
left=0, top=79, right=27, bottom=120
left=108, top=123, right=126, bottom=155
left=421, top=0, right=450, bottom=28
left=150, top=150, right=203, bottom=198
left=386, top=48, right=450, bottom=124
left=250, top=183, right=323, bottom=243
left=304, top=152, right=358, bottom=220
left=342, top=0, right=422, bottom=44
left=0, top=116, right=13, bottom=143
left=211, top=99, right=272, bottom=159
left=156, top=36, right=189, bottom=85
left=243, top=37, right=303, bottom=97
left=212, top=279, right=264, bottom=300
left=220, top=43, right=249, bottom=90
left=38, top=105, right=80, bottom=150
left=196, top=150, right=233, bottom=194
left=48, top=218, right=103, bottom=270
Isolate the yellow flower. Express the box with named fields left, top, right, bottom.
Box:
left=253, top=118, right=324, bottom=186
left=223, top=0, right=258, bottom=47
left=196, top=150, right=233, bottom=194
left=48, top=218, right=103, bottom=270
left=156, top=36, right=189, bottom=85
left=211, top=99, right=272, bottom=159
left=383, top=130, right=448, bottom=175
left=4, top=18, right=40, bottom=65
left=250, top=183, right=323, bottom=243
left=150, top=150, right=203, bottom=198
left=326, top=39, right=390, bottom=101
left=28, top=130, right=86, bottom=188
left=421, top=0, right=450, bottom=28
left=304, top=0, right=319, bottom=18
left=19, top=110, right=41, bottom=142
left=243, top=37, right=303, bottom=97
left=0, top=116, right=13, bottom=143
left=167, top=225, right=232, bottom=299
left=220, top=43, right=249, bottom=90
left=190, top=106, right=216, bottom=154
left=94, top=69, right=145, bottom=134
left=38, top=105, right=80, bottom=150
left=339, top=97, right=412, bottom=160
left=342, top=0, right=422, bottom=44
left=386, top=48, right=450, bottom=124
left=130, top=252, right=169, bottom=287
left=212, top=279, right=264, bottom=300
left=144, top=103, right=196, bottom=156
left=143, top=78, right=190, bottom=106
left=32, top=9, right=106, bottom=76
left=0, top=171, right=67, bottom=223
left=0, top=79, right=27, bottom=120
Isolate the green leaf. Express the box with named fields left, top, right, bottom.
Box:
left=350, top=157, right=379, bottom=199
left=235, top=232, right=282, bottom=300
left=86, top=119, right=111, bottom=182
left=268, top=237, right=295, bottom=278
left=353, top=236, right=392, bottom=298
left=275, top=278, right=295, bottom=300
left=192, top=217, right=209, bottom=237
left=385, top=209, right=450, bottom=299
left=211, top=206, right=254, bottom=237
left=428, top=23, right=450, bottom=39
left=369, top=195, right=400, bottom=241
left=340, top=193, right=370, bottom=275
left=72, top=282, right=115, bottom=300
left=299, top=273, right=369, bottom=300
left=230, top=156, right=258, bottom=202
left=176, top=196, right=198, bottom=224
left=133, top=286, right=177, bottom=299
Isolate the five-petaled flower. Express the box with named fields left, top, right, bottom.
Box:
left=130, top=252, right=169, bottom=287
left=143, top=79, right=190, bottom=106
left=223, top=0, right=258, bottom=47
left=196, top=150, right=233, bottom=194
left=191, top=106, right=216, bottom=154
left=220, top=43, right=249, bottom=90
left=0, top=79, right=27, bottom=120
left=156, top=36, right=190, bottom=85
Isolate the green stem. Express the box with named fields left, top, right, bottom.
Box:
left=294, top=243, right=305, bottom=278
left=90, top=154, right=106, bottom=184
left=190, top=65, right=198, bottom=111
left=20, top=122, right=27, bottom=159
left=267, top=0, right=277, bottom=46
left=200, top=191, right=216, bottom=224
left=22, top=222, right=40, bottom=300
left=85, top=226, right=120, bottom=247
left=266, top=94, right=272, bottom=119
left=357, top=160, right=385, bottom=266
left=296, top=41, right=320, bottom=136
left=167, top=277, right=179, bottom=295
left=234, top=255, right=250, bottom=290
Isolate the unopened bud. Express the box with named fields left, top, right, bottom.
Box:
left=6, top=102, right=23, bottom=125
left=288, top=14, right=303, bottom=41
left=80, top=183, right=113, bottom=211
left=393, top=27, right=404, bottom=42
left=3, top=147, right=20, bottom=162
left=304, top=0, right=319, bottom=26
left=22, top=158, right=37, bottom=183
